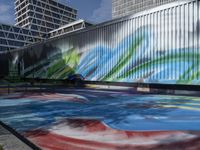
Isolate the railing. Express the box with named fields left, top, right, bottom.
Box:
left=1, top=77, right=200, bottom=96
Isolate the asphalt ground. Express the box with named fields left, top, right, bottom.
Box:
left=0, top=124, right=32, bottom=150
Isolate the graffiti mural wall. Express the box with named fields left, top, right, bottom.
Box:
left=3, top=0, right=200, bottom=85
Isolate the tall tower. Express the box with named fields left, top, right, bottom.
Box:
left=112, top=0, right=178, bottom=19
left=15, top=0, right=77, bottom=35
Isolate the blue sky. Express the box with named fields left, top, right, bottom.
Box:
left=0, top=0, right=112, bottom=25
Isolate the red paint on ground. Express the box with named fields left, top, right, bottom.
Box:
left=25, top=119, right=200, bottom=150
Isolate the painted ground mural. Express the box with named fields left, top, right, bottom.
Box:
left=1, top=0, right=199, bottom=85
left=0, top=88, right=200, bottom=149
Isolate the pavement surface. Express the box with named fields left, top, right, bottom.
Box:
left=0, top=124, right=32, bottom=150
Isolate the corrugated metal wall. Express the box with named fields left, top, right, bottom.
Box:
left=6, top=0, right=200, bottom=85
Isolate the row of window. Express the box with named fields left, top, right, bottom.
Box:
left=112, top=0, right=178, bottom=18
left=0, top=25, right=39, bottom=36
left=0, top=46, right=12, bottom=51
left=0, top=39, right=25, bottom=47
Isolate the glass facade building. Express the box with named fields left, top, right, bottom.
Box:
left=15, top=0, right=77, bottom=34
left=0, top=0, right=77, bottom=51
left=112, top=0, right=178, bottom=18
left=0, top=23, right=43, bottom=51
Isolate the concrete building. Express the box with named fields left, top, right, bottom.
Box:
left=15, top=0, right=77, bottom=35
left=112, top=0, right=178, bottom=18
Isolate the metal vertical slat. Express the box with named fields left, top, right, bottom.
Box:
left=171, top=7, right=173, bottom=80
left=133, top=17, right=138, bottom=80
left=145, top=14, right=147, bottom=78
left=115, top=22, right=118, bottom=81
left=184, top=4, right=190, bottom=80
left=86, top=31, right=89, bottom=78
left=88, top=30, right=91, bottom=79
left=102, top=26, right=105, bottom=80
left=119, top=21, right=122, bottom=80
left=167, top=8, right=170, bottom=80
left=111, top=23, right=114, bottom=81
left=115, top=23, right=118, bottom=80
left=135, top=17, right=138, bottom=79
left=100, top=26, right=105, bottom=81
left=135, top=17, right=137, bottom=80
left=105, top=25, right=107, bottom=80
left=144, top=14, right=150, bottom=79
left=108, top=24, right=110, bottom=80
left=175, top=5, right=178, bottom=80
left=146, top=14, right=148, bottom=79
left=105, top=25, right=108, bottom=80
left=111, top=23, right=114, bottom=80
left=124, top=20, right=127, bottom=80
left=130, top=18, right=132, bottom=80
left=157, top=11, right=160, bottom=81
left=97, top=28, right=99, bottom=80
left=164, top=9, right=166, bottom=80
left=109, top=24, right=112, bottom=80
left=95, top=28, right=97, bottom=80
left=167, top=8, right=173, bottom=80
left=133, top=17, right=135, bottom=80
left=141, top=15, right=144, bottom=79
left=127, top=19, right=129, bottom=80
left=125, top=20, right=128, bottom=80
left=91, top=30, right=94, bottom=80
left=138, top=16, right=141, bottom=79
left=184, top=4, right=187, bottom=81
left=165, top=8, right=167, bottom=80
left=152, top=12, right=157, bottom=81
left=99, top=27, right=101, bottom=80
left=149, top=13, right=152, bottom=80
left=197, top=0, right=200, bottom=80
left=130, top=18, right=133, bottom=80
left=193, top=1, right=197, bottom=81
left=165, top=8, right=168, bottom=80
left=155, top=11, right=158, bottom=81
left=116, top=22, right=119, bottom=81
left=159, top=10, right=162, bottom=80
left=178, top=5, right=181, bottom=81
left=132, top=18, right=135, bottom=80
left=142, top=15, right=145, bottom=79
left=139, top=16, right=142, bottom=80
left=192, top=1, right=195, bottom=81
left=120, top=21, right=126, bottom=79
left=140, top=16, right=142, bottom=79
left=172, top=7, right=175, bottom=80
left=150, top=12, right=153, bottom=81
left=88, top=30, right=92, bottom=79
left=179, top=5, right=183, bottom=81
left=189, top=2, right=192, bottom=81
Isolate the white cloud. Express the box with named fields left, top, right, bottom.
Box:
left=0, top=4, right=10, bottom=13
left=0, top=3, right=15, bottom=25
left=90, top=0, right=112, bottom=23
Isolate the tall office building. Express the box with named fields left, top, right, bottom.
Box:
left=0, top=0, right=78, bottom=51
left=0, top=23, right=43, bottom=51
left=112, top=0, right=178, bottom=18
left=15, top=0, right=77, bottom=35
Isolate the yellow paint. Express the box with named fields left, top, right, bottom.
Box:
left=162, top=105, right=200, bottom=111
